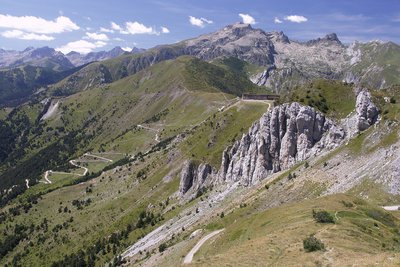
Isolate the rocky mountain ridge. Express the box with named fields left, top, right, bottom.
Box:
left=4, top=23, right=400, bottom=95
left=0, top=46, right=144, bottom=70
left=0, top=46, right=74, bottom=71
left=179, top=88, right=379, bottom=197
left=65, top=46, right=145, bottom=66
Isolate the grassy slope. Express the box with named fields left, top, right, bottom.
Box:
left=180, top=101, right=270, bottom=168
left=0, top=56, right=264, bottom=193
left=191, top=194, right=400, bottom=266
left=0, top=56, right=271, bottom=266
left=351, top=42, right=400, bottom=88
left=282, top=79, right=356, bottom=120
left=0, top=64, right=85, bottom=107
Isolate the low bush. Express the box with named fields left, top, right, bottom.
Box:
left=312, top=210, right=335, bottom=223
left=303, top=235, right=325, bottom=252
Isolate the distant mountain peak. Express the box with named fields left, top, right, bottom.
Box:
left=30, top=46, right=56, bottom=57
left=306, top=33, right=342, bottom=46
left=325, top=33, right=340, bottom=43
left=66, top=51, right=80, bottom=56
left=110, top=46, right=124, bottom=52
left=266, top=31, right=290, bottom=44
left=131, top=47, right=146, bottom=54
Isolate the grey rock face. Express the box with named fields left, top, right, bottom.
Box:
left=342, top=89, right=380, bottom=138
left=66, top=46, right=138, bottom=67
left=179, top=160, right=213, bottom=197
left=356, top=90, right=379, bottom=131
left=179, top=160, right=196, bottom=196
left=180, top=94, right=380, bottom=197
left=217, top=103, right=345, bottom=186
left=0, top=46, right=74, bottom=71
left=185, top=23, right=275, bottom=66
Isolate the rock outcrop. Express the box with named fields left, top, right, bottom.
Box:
left=179, top=160, right=213, bottom=197
left=342, top=89, right=379, bottom=138
left=355, top=90, right=379, bottom=131
left=179, top=91, right=380, bottom=197
left=217, top=103, right=345, bottom=186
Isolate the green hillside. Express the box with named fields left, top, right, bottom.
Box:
left=0, top=55, right=273, bottom=266
left=0, top=56, right=265, bottom=204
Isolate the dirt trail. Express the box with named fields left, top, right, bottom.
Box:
left=121, top=184, right=237, bottom=259
left=382, top=205, right=400, bottom=211
left=44, top=171, right=52, bottom=184
left=25, top=179, right=29, bottom=189
left=183, top=229, right=225, bottom=264
left=137, top=124, right=160, bottom=143
left=69, top=160, right=88, bottom=176
left=83, top=153, right=113, bottom=162
left=42, top=152, right=115, bottom=184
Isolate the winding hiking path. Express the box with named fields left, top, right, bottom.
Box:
left=41, top=152, right=116, bottom=184
left=69, top=160, right=89, bottom=176
left=83, top=153, right=113, bottom=162
left=382, top=205, right=400, bottom=211
left=137, top=124, right=160, bottom=143
left=183, top=229, right=225, bottom=264
left=44, top=171, right=52, bottom=184
left=25, top=179, right=29, bottom=189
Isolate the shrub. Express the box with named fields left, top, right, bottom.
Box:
left=312, top=210, right=335, bottom=223
left=158, top=243, right=167, bottom=253
left=303, top=235, right=325, bottom=252
left=340, top=200, right=354, bottom=208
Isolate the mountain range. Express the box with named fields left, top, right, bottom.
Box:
left=1, top=23, right=399, bottom=108
left=0, top=22, right=400, bottom=266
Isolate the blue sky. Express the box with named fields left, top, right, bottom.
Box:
left=1, top=0, right=400, bottom=53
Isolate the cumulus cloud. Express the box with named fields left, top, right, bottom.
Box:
left=121, top=47, right=132, bottom=52
left=85, top=32, right=109, bottom=41
left=274, top=17, right=283, bottom=24
left=100, top=27, right=113, bottom=33
left=284, top=15, right=308, bottom=23
left=0, top=14, right=79, bottom=34
left=161, top=26, right=170, bottom=33
left=56, top=40, right=107, bottom=54
left=1, top=29, right=54, bottom=41
left=111, top=22, right=123, bottom=31
left=189, top=16, right=213, bottom=28
left=108, top=21, right=163, bottom=35
left=114, top=37, right=124, bottom=41
left=239, top=13, right=256, bottom=24
left=125, top=21, right=157, bottom=35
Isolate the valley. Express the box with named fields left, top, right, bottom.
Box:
left=0, top=20, right=400, bottom=267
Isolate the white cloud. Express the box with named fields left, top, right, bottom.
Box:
left=121, top=47, right=132, bottom=52
left=111, top=22, right=122, bottom=31
left=86, top=32, right=109, bottom=41
left=0, top=14, right=79, bottom=34
left=284, top=15, right=308, bottom=23
left=239, top=13, right=256, bottom=25
left=56, top=39, right=107, bottom=54
left=189, top=16, right=213, bottom=28
left=114, top=37, right=124, bottom=41
left=274, top=17, right=283, bottom=24
left=125, top=21, right=157, bottom=35
left=100, top=27, right=114, bottom=33
left=200, top=18, right=213, bottom=24
left=1, top=29, right=54, bottom=41
left=161, top=26, right=170, bottom=33
left=108, top=21, right=166, bottom=35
